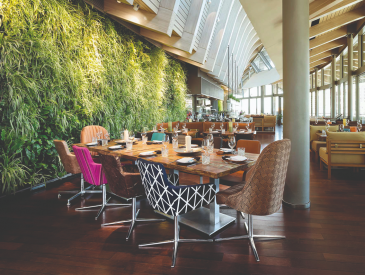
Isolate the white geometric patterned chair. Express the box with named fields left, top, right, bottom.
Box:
left=135, top=158, right=216, bottom=267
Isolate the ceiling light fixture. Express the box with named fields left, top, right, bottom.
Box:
left=133, top=3, right=140, bottom=11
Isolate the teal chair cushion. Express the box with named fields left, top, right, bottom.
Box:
left=151, top=133, right=165, bottom=141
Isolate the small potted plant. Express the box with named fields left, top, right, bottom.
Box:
left=277, top=114, right=283, bottom=126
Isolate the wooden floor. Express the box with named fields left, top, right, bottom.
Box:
left=1, top=127, right=365, bottom=275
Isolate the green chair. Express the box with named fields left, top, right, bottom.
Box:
left=151, top=133, right=165, bottom=141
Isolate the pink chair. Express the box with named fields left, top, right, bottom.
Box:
left=72, top=146, right=130, bottom=220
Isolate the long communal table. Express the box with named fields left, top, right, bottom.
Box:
left=74, top=140, right=259, bottom=236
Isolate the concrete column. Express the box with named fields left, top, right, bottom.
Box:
left=315, top=68, right=318, bottom=117
left=348, top=33, right=354, bottom=120
left=282, top=0, right=310, bottom=208
left=261, top=86, right=265, bottom=113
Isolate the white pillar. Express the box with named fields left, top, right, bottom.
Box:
left=282, top=0, right=310, bottom=208
left=315, top=68, right=318, bottom=117
left=331, top=55, right=336, bottom=118
left=348, top=33, right=354, bottom=120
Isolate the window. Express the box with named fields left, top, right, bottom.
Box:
left=344, top=82, right=348, bottom=117
left=273, top=96, right=279, bottom=115
left=309, top=92, right=312, bottom=116
left=250, top=87, right=258, bottom=97
left=265, top=85, right=272, bottom=95
left=318, top=90, right=324, bottom=117
left=324, top=64, right=331, bottom=85
left=360, top=74, right=365, bottom=118
left=243, top=89, right=249, bottom=98
left=257, top=98, right=262, bottom=114
left=334, top=86, right=338, bottom=117
left=336, top=55, right=341, bottom=80
left=250, top=98, right=257, bottom=114
left=363, top=34, right=365, bottom=67
left=264, top=97, right=272, bottom=114
left=354, top=35, right=359, bottom=70
left=311, top=92, right=315, bottom=116
left=338, top=84, right=343, bottom=116
left=242, top=99, right=249, bottom=114
left=317, top=69, right=322, bottom=87
left=353, top=77, right=357, bottom=118
left=343, top=49, right=348, bottom=78
left=325, top=89, right=331, bottom=117
left=278, top=82, right=283, bottom=94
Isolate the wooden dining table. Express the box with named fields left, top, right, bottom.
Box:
left=204, top=130, right=256, bottom=136
left=74, top=140, right=259, bottom=236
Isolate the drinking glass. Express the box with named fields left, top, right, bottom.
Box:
left=202, top=151, right=210, bottom=165
left=153, top=125, right=157, bottom=132
left=92, top=137, right=97, bottom=143
left=315, top=117, right=318, bottom=125
left=129, top=131, right=135, bottom=141
left=245, top=124, right=249, bottom=131
left=142, top=136, right=148, bottom=144
left=208, top=143, right=214, bottom=154
left=182, top=123, right=186, bottom=130
left=96, top=131, right=102, bottom=140
left=237, top=147, right=245, bottom=156
left=339, top=124, right=344, bottom=132
left=163, top=135, right=170, bottom=148
left=358, top=124, right=362, bottom=132
left=172, top=139, right=178, bottom=149
left=209, top=128, right=212, bottom=133
left=162, top=147, right=169, bottom=157
left=102, top=139, right=108, bottom=146
left=202, top=138, right=210, bottom=152
left=222, top=129, right=225, bottom=134
left=176, top=122, right=180, bottom=129
left=228, top=136, right=236, bottom=154
left=120, top=131, right=124, bottom=141
left=212, top=123, right=215, bottom=129
left=220, top=123, right=224, bottom=131
left=126, top=140, right=133, bottom=150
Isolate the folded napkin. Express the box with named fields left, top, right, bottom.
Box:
left=220, top=148, right=233, bottom=152
left=86, top=142, right=98, bottom=146
left=153, top=140, right=162, bottom=143
left=177, top=157, right=195, bottom=163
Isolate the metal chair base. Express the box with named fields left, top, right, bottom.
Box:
left=139, top=216, right=213, bottom=267
left=101, top=197, right=165, bottom=240
left=214, top=214, right=285, bottom=261
left=75, top=185, right=130, bottom=220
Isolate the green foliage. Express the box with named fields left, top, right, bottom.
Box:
left=0, top=0, right=188, bottom=193
left=228, top=94, right=240, bottom=103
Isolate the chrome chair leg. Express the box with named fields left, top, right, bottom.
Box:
left=75, top=185, right=130, bottom=220
left=139, top=216, right=213, bottom=267
left=215, top=214, right=285, bottom=262
left=101, top=197, right=165, bottom=240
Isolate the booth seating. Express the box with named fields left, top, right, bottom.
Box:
left=263, top=115, right=276, bottom=131
left=310, top=125, right=339, bottom=162
left=319, top=132, right=365, bottom=179
left=252, top=116, right=264, bottom=131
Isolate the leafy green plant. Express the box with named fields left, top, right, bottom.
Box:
left=0, top=0, right=188, bottom=194
left=228, top=94, right=240, bottom=103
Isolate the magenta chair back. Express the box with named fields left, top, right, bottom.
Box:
left=72, top=146, right=107, bottom=186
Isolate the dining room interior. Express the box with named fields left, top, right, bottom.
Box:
left=1, top=0, right=365, bottom=274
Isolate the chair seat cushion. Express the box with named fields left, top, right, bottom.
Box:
left=216, top=183, right=245, bottom=205
left=311, top=140, right=326, bottom=152
left=220, top=171, right=244, bottom=186
left=319, top=147, right=365, bottom=164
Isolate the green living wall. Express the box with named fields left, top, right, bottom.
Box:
left=0, top=0, right=188, bottom=194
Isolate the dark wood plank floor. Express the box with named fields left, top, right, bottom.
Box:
left=1, top=127, right=365, bottom=274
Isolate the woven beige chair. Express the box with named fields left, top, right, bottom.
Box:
left=215, top=139, right=291, bottom=261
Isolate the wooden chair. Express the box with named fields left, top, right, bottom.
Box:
left=320, top=140, right=365, bottom=179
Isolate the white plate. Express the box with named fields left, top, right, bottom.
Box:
left=176, top=157, right=196, bottom=164
left=108, top=145, right=123, bottom=150
left=86, top=142, right=98, bottom=146
left=220, top=148, right=233, bottom=152
left=174, top=148, right=202, bottom=155
left=152, top=140, right=162, bottom=143
left=139, top=151, right=156, bottom=156
left=229, top=156, right=247, bottom=162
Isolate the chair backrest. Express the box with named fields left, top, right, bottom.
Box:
left=135, top=158, right=178, bottom=216
left=80, top=125, right=108, bottom=143
left=72, top=146, right=107, bottom=186
left=151, top=132, right=165, bottom=141
left=225, top=139, right=291, bottom=216
left=99, top=153, right=144, bottom=198
left=135, top=158, right=215, bottom=216
left=53, top=140, right=81, bottom=175
left=214, top=137, right=222, bottom=149
left=236, top=140, right=261, bottom=154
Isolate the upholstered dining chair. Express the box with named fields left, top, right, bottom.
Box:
left=135, top=158, right=216, bottom=267
left=54, top=140, right=101, bottom=205
left=151, top=132, right=165, bottom=141
left=80, top=125, right=108, bottom=157
left=220, top=140, right=261, bottom=186
left=99, top=153, right=165, bottom=240
left=72, top=146, right=130, bottom=220
left=215, top=139, right=291, bottom=261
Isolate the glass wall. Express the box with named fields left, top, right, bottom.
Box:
left=311, top=92, right=315, bottom=116
left=242, top=99, right=249, bottom=114
left=324, top=64, right=331, bottom=85
left=336, top=55, right=341, bottom=80
left=264, top=97, right=272, bottom=114
left=343, top=48, right=348, bottom=78
left=325, top=89, right=331, bottom=117
left=338, top=84, right=343, bottom=116
left=318, top=90, right=324, bottom=116
left=360, top=74, right=365, bottom=118
left=317, top=69, right=322, bottom=87
left=344, top=82, right=348, bottom=117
